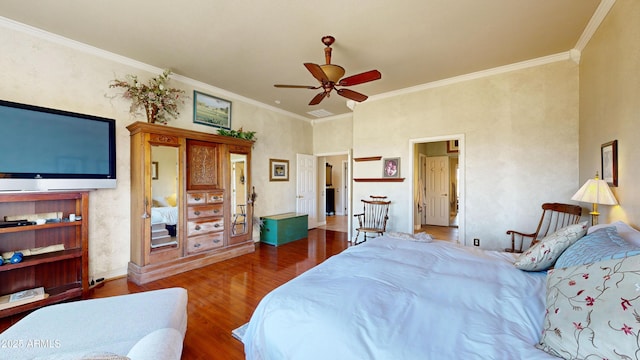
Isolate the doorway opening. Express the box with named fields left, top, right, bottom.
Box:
left=317, top=153, right=349, bottom=233
left=412, top=136, right=464, bottom=244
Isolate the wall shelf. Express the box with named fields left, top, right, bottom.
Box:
left=353, top=156, right=382, bottom=162
left=353, top=178, right=405, bottom=182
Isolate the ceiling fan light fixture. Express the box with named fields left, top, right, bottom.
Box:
left=320, top=64, right=345, bottom=83
left=274, top=36, right=380, bottom=106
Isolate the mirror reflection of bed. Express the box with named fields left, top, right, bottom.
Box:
left=151, top=145, right=179, bottom=249
left=231, top=153, right=247, bottom=236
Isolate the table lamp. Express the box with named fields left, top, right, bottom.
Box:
left=571, top=172, right=618, bottom=226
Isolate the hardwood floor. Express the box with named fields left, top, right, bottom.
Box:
left=0, top=229, right=350, bottom=360
left=419, top=225, right=458, bottom=242
left=317, top=214, right=347, bottom=232
left=319, top=215, right=459, bottom=242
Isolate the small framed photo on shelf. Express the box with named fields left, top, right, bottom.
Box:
left=447, top=139, right=459, bottom=153
left=193, top=91, right=232, bottom=130
left=601, top=140, right=618, bottom=187
left=382, top=157, right=400, bottom=178
left=269, top=159, right=289, bottom=182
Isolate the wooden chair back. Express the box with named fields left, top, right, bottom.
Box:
left=506, top=202, right=582, bottom=253
left=353, top=199, right=391, bottom=244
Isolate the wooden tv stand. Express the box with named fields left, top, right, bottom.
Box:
left=0, top=191, right=89, bottom=318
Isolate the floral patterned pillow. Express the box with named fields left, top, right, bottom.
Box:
left=537, top=254, right=640, bottom=358
left=514, top=222, right=588, bottom=271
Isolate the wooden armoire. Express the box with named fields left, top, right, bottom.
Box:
left=127, top=122, right=254, bottom=284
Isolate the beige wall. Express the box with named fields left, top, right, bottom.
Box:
left=351, top=60, right=580, bottom=250
left=579, top=0, right=640, bottom=227
left=312, top=115, right=353, bottom=154
left=0, top=22, right=312, bottom=280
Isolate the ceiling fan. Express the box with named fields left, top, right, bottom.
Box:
left=274, top=35, right=381, bottom=105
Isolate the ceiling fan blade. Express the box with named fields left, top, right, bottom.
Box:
left=309, top=92, right=328, bottom=105
left=304, top=63, right=329, bottom=83
left=274, top=84, right=319, bottom=89
left=336, top=88, right=368, bottom=102
left=338, top=70, right=381, bottom=86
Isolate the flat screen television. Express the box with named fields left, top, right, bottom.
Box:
left=0, top=99, right=116, bottom=192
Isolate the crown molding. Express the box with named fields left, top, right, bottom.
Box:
left=367, top=52, right=572, bottom=103
left=310, top=112, right=352, bottom=126
left=0, top=16, right=310, bottom=123
left=365, top=0, right=617, bottom=105
left=574, top=0, right=616, bottom=51
left=2, top=0, right=615, bottom=123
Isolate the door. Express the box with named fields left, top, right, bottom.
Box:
left=425, top=156, right=450, bottom=226
left=296, top=153, right=317, bottom=229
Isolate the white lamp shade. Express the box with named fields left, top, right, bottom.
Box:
left=571, top=178, right=618, bottom=205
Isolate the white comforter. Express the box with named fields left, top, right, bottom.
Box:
left=243, top=236, right=557, bottom=360
left=151, top=206, right=178, bottom=225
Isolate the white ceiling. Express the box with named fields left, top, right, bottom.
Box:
left=0, top=0, right=605, bottom=120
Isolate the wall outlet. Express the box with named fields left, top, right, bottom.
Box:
left=473, top=238, right=480, bottom=246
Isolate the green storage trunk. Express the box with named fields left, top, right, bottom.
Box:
left=260, top=213, right=308, bottom=246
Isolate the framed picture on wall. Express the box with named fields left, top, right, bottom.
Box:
left=601, top=140, right=618, bottom=186
left=447, top=140, right=459, bottom=153
left=193, top=91, right=232, bottom=130
left=151, top=162, right=159, bottom=180
left=269, top=159, right=289, bottom=181
left=382, top=157, right=401, bottom=178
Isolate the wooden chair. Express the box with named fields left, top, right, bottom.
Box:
left=353, top=199, right=391, bottom=245
left=232, top=204, right=246, bottom=235
left=506, top=202, right=583, bottom=253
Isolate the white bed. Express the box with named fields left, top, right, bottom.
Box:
left=243, top=236, right=557, bottom=359
left=151, top=206, right=178, bottom=226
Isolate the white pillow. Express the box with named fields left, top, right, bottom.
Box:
left=514, top=222, right=588, bottom=271
left=588, top=220, right=640, bottom=246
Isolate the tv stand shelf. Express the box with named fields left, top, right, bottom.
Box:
left=0, top=191, right=89, bottom=318
left=0, top=284, right=83, bottom=318
left=0, top=248, right=82, bottom=272
left=0, top=221, right=80, bottom=234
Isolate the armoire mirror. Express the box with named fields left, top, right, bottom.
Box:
left=150, top=145, right=180, bottom=249
left=231, top=153, right=248, bottom=236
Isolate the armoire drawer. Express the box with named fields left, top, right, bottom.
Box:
left=187, top=218, right=224, bottom=236
left=187, top=232, right=224, bottom=254
left=207, top=192, right=224, bottom=203
left=187, top=204, right=223, bottom=219
left=186, top=191, right=224, bottom=205
left=186, top=192, right=208, bottom=205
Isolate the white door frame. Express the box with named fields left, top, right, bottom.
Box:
left=418, top=153, right=427, bottom=227
left=341, top=160, right=348, bottom=215
left=409, top=135, right=465, bottom=246
left=315, top=151, right=351, bottom=238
